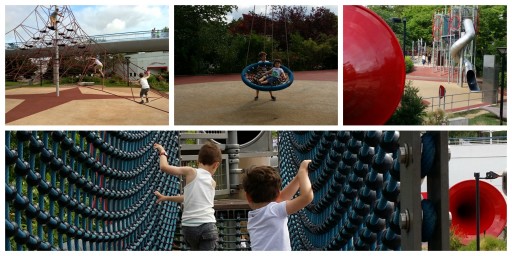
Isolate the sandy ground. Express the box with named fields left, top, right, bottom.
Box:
left=174, top=80, right=338, bottom=125
left=5, top=85, right=169, bottom=125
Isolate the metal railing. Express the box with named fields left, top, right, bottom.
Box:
left=424, top=89, right=497, bottom=112
left=88, top=30, right=169, bottom=43
left=448, top=136, right=507, bottom=145
left=6, top=30, right=169, bottom=49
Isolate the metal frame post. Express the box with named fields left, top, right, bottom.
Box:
left=399, top=131, right=422, bottom=250
left=427, top=131, right=450, bottom=250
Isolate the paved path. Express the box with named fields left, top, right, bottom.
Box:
left=5, top=85, right=169, bottom=125
left=481, top=103, right=507, bottom=120
left=404, top=66, right=508, bottom=113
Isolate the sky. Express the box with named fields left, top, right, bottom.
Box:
left=5, top=5, right=169, bottom=42
left=226, top=5, right=338, bottom=22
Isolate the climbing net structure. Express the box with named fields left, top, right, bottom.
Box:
left=278, top=131, right=450, bottom=250
left=5, top=6, right=111, bottom=83
left=5, top=5, right=161, bottom=93
left=5, top=131, right=181, bottom=251
left=6, top=131, right=451, bottom=251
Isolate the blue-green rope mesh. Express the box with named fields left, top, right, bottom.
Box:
left=5, top=131, right=181, bottom=251
left=278, top=131, right=402, bottom=250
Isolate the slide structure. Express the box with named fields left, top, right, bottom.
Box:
left=449, top=19, right=479, bottom=91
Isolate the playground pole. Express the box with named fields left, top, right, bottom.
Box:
left=497, top=47, right=507, bottom=125
left=54, top=20, right=60, bottom=97
left=402, top=19, right=407, bottom=57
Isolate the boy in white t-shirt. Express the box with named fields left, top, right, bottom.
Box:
left=242, top=160, right=314, bottom=251
left=153, top=141, right=222, bottom=250
left=138, top=71, right=151, bottom=104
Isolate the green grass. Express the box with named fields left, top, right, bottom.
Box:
left=458, top=236, right=507, bottom=251
left=5, top=80, right=169, bottom=92
left=449, top=109, right=506, bottom=125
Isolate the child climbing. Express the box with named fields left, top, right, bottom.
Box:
left=88, top=57, right=104, bottom=78
left=138, top=71, right=151, bottom=104
left=153, top=142, right=222, bottom=251
left=49, top=7, right=63, bottom=30
left=241, top=160, right=314, bottom=250
left=254, top=51, right=275, bottom=101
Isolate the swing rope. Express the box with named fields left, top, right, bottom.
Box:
left=263, top=6, right=267, bottom=54
left=245, top=5, right=256, bottom=67
left=284, top=8, right=290, bottom=67
left=271, top=7, right=274, bottom=60
left=127, top=59, right=136, bottom=102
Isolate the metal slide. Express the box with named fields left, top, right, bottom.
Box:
left=450, top=19, right=479, bottom=91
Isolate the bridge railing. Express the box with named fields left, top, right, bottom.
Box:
left=6, top=30, right=169, bottom=50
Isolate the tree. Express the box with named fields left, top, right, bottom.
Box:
left=174, top=5, right=237, bottom=75
left=475, top=5, right=507, bottom=75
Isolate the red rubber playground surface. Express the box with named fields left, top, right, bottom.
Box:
left=174, top=70, right=338, bottom=125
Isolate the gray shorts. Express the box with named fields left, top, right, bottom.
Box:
left=140, top=88, right=150, bottom=97
left=182, top=223, right=218, bottom=251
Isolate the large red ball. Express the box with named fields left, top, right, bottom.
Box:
left=343, top=6, right=405, bottom=125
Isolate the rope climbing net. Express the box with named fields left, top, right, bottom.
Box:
left=5, top=131, right=181, bottom=251
left=279, top=131, right=403, bottom=250
left=5, top=6, right=109, bottom=84
left=5, top=5, right=169, bottom=99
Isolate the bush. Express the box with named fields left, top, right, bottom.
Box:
left=459, top=236, right=507, bottom=251
left=405, top=56, right=414, bottom=73
left=386, top=80, right=427, bottom=125
left=424, top=108, right=447, bottom=125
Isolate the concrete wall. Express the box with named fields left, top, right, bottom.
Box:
left=422, top=143, right=507, bottom=192
left=126, top=51, right=169, bottom=78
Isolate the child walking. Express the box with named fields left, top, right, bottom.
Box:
left=241, top=160, right=314, bottom=250
left=153, top=142, right=222, bottom=251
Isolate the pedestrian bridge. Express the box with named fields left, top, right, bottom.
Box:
left=5, top=30, right=169, bottom=57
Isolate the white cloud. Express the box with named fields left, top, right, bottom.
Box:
left=105, top=18, right=126, bottom=33
left=5, top=5, right=169, bottom=40
left=228, top=5, right=338, bottom=22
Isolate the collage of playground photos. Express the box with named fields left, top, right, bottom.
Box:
left=2, top=2, right=510, bottom=253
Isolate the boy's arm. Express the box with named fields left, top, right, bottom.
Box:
left=143, top=71, right=151, bottom=79
left=154, top=143, right=195, bottom=177
left=285, top=160, right=314, bottom=215
left=154, top=191, right=184, bottom=203
left=277, top=174, right=300, bottom=203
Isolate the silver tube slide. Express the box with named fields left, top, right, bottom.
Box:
left=450, top=19, right=479, bottom=91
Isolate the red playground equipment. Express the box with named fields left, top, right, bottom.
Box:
left=343, top=6, right=405, bottom=125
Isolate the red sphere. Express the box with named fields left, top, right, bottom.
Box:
left=343, top=6, right=405, bottom=125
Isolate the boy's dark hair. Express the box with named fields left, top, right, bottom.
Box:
left=242, top=166, right=281, bottom=203
left=139, top=73, right=144, bottom=78
left=273, top=59, right=282, bottom=65
left=258, top=51, right=267, bottom=57
left=198, top=141, right=222, bottom=165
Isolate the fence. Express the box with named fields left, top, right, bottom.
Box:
left=424, top=89, right=497, bottom=112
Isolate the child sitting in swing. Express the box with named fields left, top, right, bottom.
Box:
left=258, top=59, right=287, bottom=86
left=253, top=51, right=275, bottom=101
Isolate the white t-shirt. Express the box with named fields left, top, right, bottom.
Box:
left=271, top=67, right=285, bottom=78
left=94, top=59, right=102, bottom=66
left=182, top=168, right=216, bottom=226
left=140, top=77, right=150, bottom=89
left=248, top=201, right=291, bottom=251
